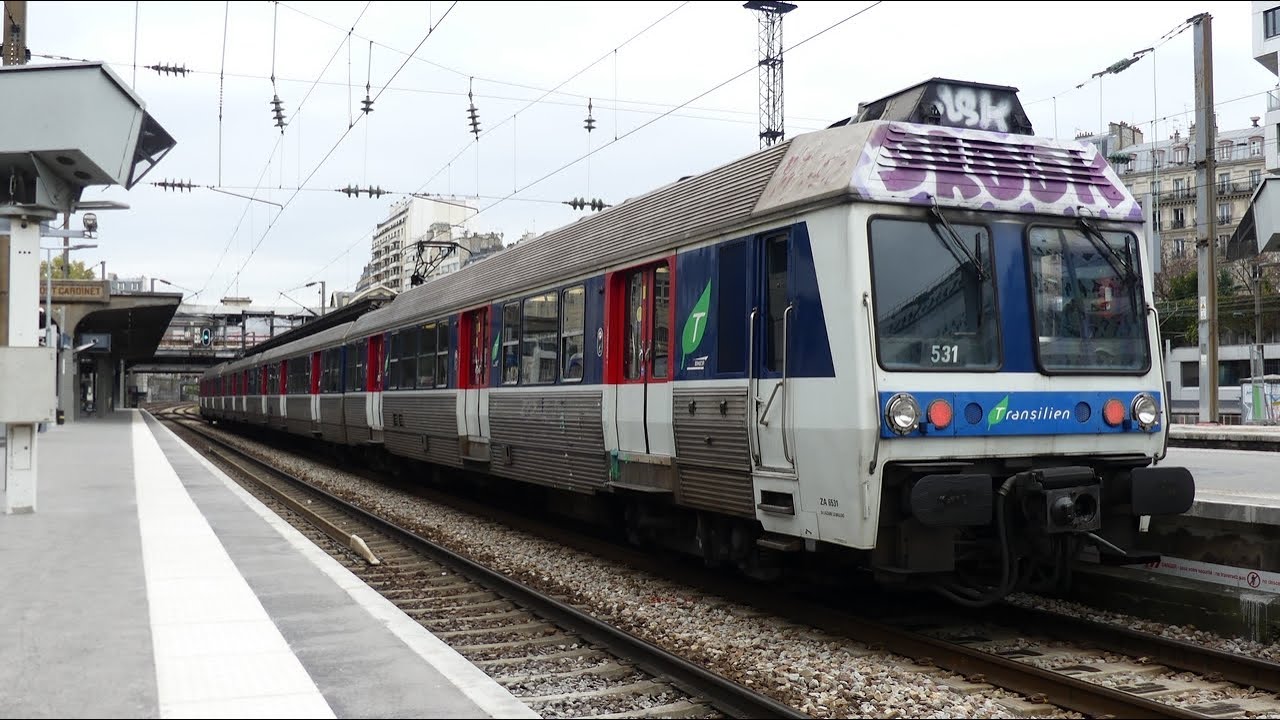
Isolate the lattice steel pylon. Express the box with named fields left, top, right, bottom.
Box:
left=745, top=1, right=797, bottom=148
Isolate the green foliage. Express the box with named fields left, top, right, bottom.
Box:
left=1156, top=266, right=1280, bottom=347
left=39, top=257, right=96, bottom=280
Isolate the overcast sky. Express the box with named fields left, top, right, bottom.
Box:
left=21, top=0, right=1272, bottom=310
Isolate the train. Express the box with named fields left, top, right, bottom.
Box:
left=200, top=78, right=1196, bottom=606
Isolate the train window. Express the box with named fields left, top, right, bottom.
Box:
left=435, top=324, right=449, bottom=388
left=356, top=340, right=367, bottom=391
left=561, top=286, right=585, bottom=381
left=1027, top=226, right=1148, bottom=373
left=399, top=327, right=419, bottom=390
left=326, top=349, right=342, bottom=393
left=468, top=309, right=489, bottom=387
left=764, top=235, right=788, bottom=373
left=653, top=266, right=670, bottom=379
left=717, top=240, right=748, bottom=375
left=523, top=293, right=559, bottom=385
left=386, top=333, right=401, bottom=390
left=502, top=302, right=521, bottom=385
left=869, top=217, right=999, bottom=371
left=287, top=355, right=309, bottom=394
left=418, top=323, right=439, bottom=388
left=624, top=272, right=646, bottom=380
left=344, top=343, right=357, bottom=391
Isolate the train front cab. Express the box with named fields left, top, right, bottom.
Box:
left=854, top=204, right=1195, bottom=604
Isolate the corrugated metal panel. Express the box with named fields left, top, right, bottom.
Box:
left=245, top=397, right=265, bottom=424
left=266, top=398, right=287, bottom=430
left=345, top=393, right=370, bottom=444
left=672, top=387, right=754, bottom=517
left=352, top=143, right=792, bottom=336
left=489, top=390, right=606, bottom=493
left=285, top=395, right=312, bottom=436
left=383, top=393, right=462, bottom=468
left=319, top=395, right=346, bottom=444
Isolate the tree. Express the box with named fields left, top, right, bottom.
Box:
left=1154, top=253, right=1280, bottom=347
left=39, top=256, right=96, bottom=280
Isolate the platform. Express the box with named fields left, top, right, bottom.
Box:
left=0, top=411, right=537, bottom=719
left=1168, top=422, right=1280, bottom=450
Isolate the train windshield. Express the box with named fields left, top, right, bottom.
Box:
left=869, top=217, right=999, bottom=371
left=1027, top=225, right=1149, bottom=373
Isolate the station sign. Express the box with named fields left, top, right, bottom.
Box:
left=39, top=280, right=110, bottom=303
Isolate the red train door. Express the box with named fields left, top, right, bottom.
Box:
left=610, top=259, right=674, bottom=456
left=463, top=307, right=490, bottom=439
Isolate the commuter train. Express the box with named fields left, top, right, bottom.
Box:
left=200, top=79, right=1195, bottom=606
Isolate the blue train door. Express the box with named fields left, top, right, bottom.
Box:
left=750, top=230, right=796, bottom=475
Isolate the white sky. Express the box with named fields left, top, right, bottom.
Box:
left=21, top=0, right=1273, bottom=309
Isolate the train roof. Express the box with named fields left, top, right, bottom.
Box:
left=350, top=117, right=1138, bottom=336
left=257, top=321, right=355, bottom=365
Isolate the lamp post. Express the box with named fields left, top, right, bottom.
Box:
left=42, top=243, right=97, bottom=425
left=42, top=243, right=98, bottom=347
left=305, top=281, right=326, bottom=316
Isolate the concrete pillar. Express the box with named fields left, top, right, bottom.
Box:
left=3, top=216, right=44, bottom=514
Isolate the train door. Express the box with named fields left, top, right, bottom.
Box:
left=367, top=335, right=385, bottom=439
left=463, top=307, right=490, bottom=443
left=614, top=261, right=674, bottom=456
left=310, top=351, right=321, bottom=434
left=259, top=364, right=269, bottom=421
left=750, top=231, right=796, bottom=476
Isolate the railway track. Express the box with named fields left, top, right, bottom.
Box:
left=161, top=409, right=799, bottom=720
left=165, top=406, right=1280, bottom=719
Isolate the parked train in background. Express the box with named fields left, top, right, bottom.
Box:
left=200, top=79, right=1195, bottom=606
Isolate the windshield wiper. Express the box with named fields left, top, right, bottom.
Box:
left=928, top=199, right=986, bottom=281
left=1077, top=216, right=1137, bottom=284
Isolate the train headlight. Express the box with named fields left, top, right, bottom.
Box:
left=1132, top=393, right=1159, bottom=429
left=885, top=393, right=921, bottom=435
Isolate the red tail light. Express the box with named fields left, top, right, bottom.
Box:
left=1103, top=398, right=1125, bottom=426
left=928, top=399, right=953, bottom=430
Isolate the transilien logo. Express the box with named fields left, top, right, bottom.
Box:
left=987, top=395, right=1010, bottom=429
left=680, top=279, right=712, bottom=367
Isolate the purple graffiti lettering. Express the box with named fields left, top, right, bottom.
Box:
left=878, top=165, right=928, bottom=193
left=935, top=170, right=982, bottom=201
left=1029, top=175, right=1069, bottom=204
left=1075, top=181, right=1096, bottom=206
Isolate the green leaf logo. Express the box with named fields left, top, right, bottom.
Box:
left=987, top=395, right=1010, bottom=429
left=491, top=335, right=499, bottom=366
left=681, top=279, right=712, bottom=367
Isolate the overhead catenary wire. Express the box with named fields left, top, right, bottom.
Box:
left=412, top=1, right=691, bottom=199
left=288, top=0, right=694, bottom=291
left=458, top=1, right=884, bottom=225
left=132, top=1, right=139, bottom=87
left=193, top=1, right=373, bottom=300
left=29, top=49, right=832, bottom=130
left=220, top=1, right=460, bottom=299
left=1023, top=16, right=1194, bottom=114
left=218, top=1, right=229, bottom=186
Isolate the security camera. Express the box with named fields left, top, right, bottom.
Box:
left=75, top=340, right=97, bottom=353
left=82, top=212, right=98, bottom=233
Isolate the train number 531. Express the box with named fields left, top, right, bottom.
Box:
left=930, top=344, right=960, bottom=364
